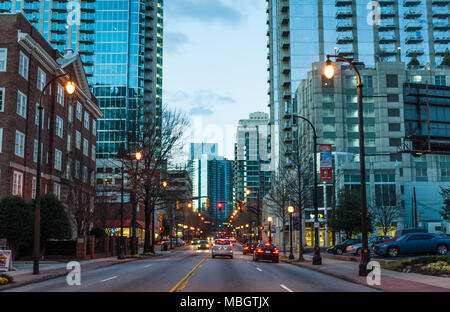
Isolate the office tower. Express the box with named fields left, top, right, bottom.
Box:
left=0, top=0, right=96, bottom=81
left=234, top=112, right=272, bottom=210
left=266, top=0, right=450, bottom=169
left=190, top=153, right=233, bottom=225
left=189, top=143, right=219, bottom=160
left=296, top=61, right=450, bottom=244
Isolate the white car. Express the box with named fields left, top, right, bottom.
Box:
left=211, top=239, right=233, bottom=259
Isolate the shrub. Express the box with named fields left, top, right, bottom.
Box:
left=126, top=254, right=142, bottom=258
left=0, top=273, right=13, bottom=284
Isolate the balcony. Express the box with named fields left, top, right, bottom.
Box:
left=336, top=9, right=353, bottom=19
left=281, top=16, right=289, bottom=25
left=338, top=49, right=354, bottom=57
left=379, top=48, right=398, bottom=56
left=379, top=23, right=396, bottom=31
left=405, top=22, right=423, bottom=31
left=403, top=0, right=421, bottom=6
left=378, top=0, right=395, bottom=5
left=282, top=42, right=290, bottom=50
left=406, top=48, right=424, bottom=56
left=336, top=22, right=353, bottom=31
left=404, top=10, right=422, bottom=19
left=435, top=48, right=449, bottom=56
left=380, top=8, right=396, bottom=18
left=283, top=121, right=292, bottom=131
left=433, top=22, right=450, bottom=30
left=335, top=0, right=352, bottom=6
left=51, top=17, right=66, bottom=24
left=283, top=81, right=291, bottom=88
left=432, top=0, right=449, bottom=5
left=406, top=35, right=423, bottom=43
left=282, top=55, right=290, bottom=62
left=282, top=30, right=289, bottom=38
left=432, top=9, right=450, bottom=18
left=282, top=68, right=291, bottom=75
left=281, top=4, right=289, bottom=13
left=434, top=36, right=450, bottom=43
left=284, top=133, right=293, bottom=144
left=79, top=39, right=94, bottom=45
left=337, top=35, right=354, bottom=44
left=379, top=35, right=396, bottom=44
left=283, top=91, right=291, bottom=100
left=285, top=146, right=293, bottom=156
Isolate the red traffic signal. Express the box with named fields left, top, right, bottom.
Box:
left=217, top=202, right=223, bottom=210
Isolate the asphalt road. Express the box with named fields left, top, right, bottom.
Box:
left=5, top=244, right=379, bottom=292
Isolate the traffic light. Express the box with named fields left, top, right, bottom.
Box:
left=176, top=201, right=180, bottom=210
left=258, top=226, right=263, bottom=230
left=217, top=202, right=223, bottom=210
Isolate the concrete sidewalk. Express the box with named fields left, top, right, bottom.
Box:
left=282, top=254, right=450, bottom=292
left=0, top=247, right=183, bottom=291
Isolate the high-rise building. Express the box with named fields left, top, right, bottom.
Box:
left=189, top=143, right=218, bottom=160
left=234, top=112, right=272, bottom=211
left=296, top=61, right=450, bottom=245
left=0, top=0, right=96, bottom=81
left=266, top=0, right=450, bottom=169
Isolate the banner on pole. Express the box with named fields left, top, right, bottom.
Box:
left=320, top=144, right=333, bottom=182
left=0, top=250, right=11, bottom=272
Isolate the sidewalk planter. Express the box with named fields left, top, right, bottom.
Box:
left=386, top=255, right=450, bottom=277
left=0, top=273, right=13, bottom=285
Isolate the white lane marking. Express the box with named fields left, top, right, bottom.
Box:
left=101, top=276, right=117, bottom=283
left=256, top=267, right=262, bottom=272
left=144, top=264, right=153, bottom=268
left=280, top=284, right=294, bottom=292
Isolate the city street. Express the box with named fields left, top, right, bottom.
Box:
left=4, top=244, right=378, bottom=292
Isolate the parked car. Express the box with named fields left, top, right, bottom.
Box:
left=373, top=233, right=450, bottom=257
left=253, top=243, right=279, bottom=263
left=212, top=238, right=233, bottom=259
left=191, top=238, right=200, bottom=245
left=326, top=239, right=361, bottom=255
left=346, top=235, right=392, bottom=255
left=243, top=243, right=257, bottom=255
left=198, top=240, right=210, bottom=250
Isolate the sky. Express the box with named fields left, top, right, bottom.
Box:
left=163, top=0, right=268, bottom=161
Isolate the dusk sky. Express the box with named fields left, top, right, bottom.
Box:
left=163, top=0, right=268, bottom=160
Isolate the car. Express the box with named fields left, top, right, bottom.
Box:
left=346, top=235, right=393, bottom=255
left=198, top=240, right=210, bottom=250
left=326, top=239, right=361, bottom=255
left=191, top=238, right=200, bottom=245
left=253, top=243, right=279, bottom=263
left=243, top=243, right=257, bottom=255
left=212, top=238, right=233, bottom=259
left=373, top=233, right=450, bottom=257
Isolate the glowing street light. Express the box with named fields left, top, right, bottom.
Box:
left=288, top=206, right=295, bottom=259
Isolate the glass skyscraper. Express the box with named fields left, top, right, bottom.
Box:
left=0, top=0, right=96, bottom=79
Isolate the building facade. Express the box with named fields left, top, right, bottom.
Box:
left=0, top=13, right=102, bottom=237
left=296, top=61, right=450, bottom=245
left=267, top=0, right=450, bottom=169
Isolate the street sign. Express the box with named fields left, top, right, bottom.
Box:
left=314, top=222, right=320, bottom=228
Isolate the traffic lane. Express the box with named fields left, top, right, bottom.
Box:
left=183, top=252, right=379, bottom=292
left=5, top=249, right=208, bottom=292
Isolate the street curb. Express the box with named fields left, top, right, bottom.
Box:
left=0, top=257, right=144, bottom=291
left=280, top=259, right=384, bottom=292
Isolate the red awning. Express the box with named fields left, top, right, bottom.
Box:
left=103, top=220, right=145, bottom=229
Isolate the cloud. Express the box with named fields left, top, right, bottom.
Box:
left=165, top=0, right=243, bottom=25
left=165, top=31, right=190, bottom=54
left=164, top=89, right=236, bottom=116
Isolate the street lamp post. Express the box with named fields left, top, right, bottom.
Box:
left=267, top=216, right=273, bottom=244
left=293, top=115, right=321, bottom=265
left=324, top=55, right=370, bottom=276
left=34, top=74, right=75, bottom=275
left=246, top=188, right=261, bottom=242
left=288, top=206, right=295, bottom=259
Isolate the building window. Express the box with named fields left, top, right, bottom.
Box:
left=91, top=145, right=96, bottom=161
left=15, top=130, right=25, bottom=157
left=76, top=131, right=81, bottom=149
left=411, top=75, right=422, bottom=83
left=441, top=168, right=450, bottom=182
left=12, top=171, right=23, bottom=196
left=0, top=88, right=4, bottom=112
left=32, top=176, right=36, bottom=199
left=68, top=104, right=73, bottom=123
left=33, top=139, right=38, bottom=162
left=82, top=166, right=88, bottom=183
left=92, top=119, right=96, bottom=136
left=75, top=160, right=80, bottom=179
left=389, top=123, right=401, bottom=131
left=90, top=171, right=95, bottom=186
left=19, top=51, right=29, bottom=80
left=17, top=90, right=27, bottom=118
left=76, top=101, right=82, bottom=120
left=56, top=116, right=63, bottom=138
left=37, top=67, right=46, bottom=91
left=435, top=75, right=446, bottom=86
left=53, top=183, right=61, bottom=199
left=416, top=168, right=428, bottom=181
left=84, top=111, right=90, bottom=129
left=35, top=103, right=44, bottom=128
left=389, top=138, right=401, bottom=147
left=67, top=134, right=71, bottom=152
left=388, top=108, right=400, bottom=117
left=0, top=48, right=6, bottom=72
left=57, top=84, right=64, bottom=106
left=386, top=75, right=398, bottom=88
left=387, top=94, right=399, bottom=102
left=83, top=138, right=89, bottom=156
left=363, top=75, right=373, bottom=88
left=54, top=149, right=62, bottom=171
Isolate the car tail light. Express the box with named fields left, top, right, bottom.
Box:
left=257, top=248, right=263, bottom=253
left=273, top=249, right=279, bottom=254
left=244, top=247, right=249, bottom=250
left=264, top=243, right=271, bottom=247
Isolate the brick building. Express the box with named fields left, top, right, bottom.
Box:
left=0, top=14, right=102, bottom=238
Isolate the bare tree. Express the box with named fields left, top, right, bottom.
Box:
left=369, top=204, right=401, bottom=235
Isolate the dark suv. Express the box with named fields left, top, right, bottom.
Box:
left=326, top=239, right=361, bottom=255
